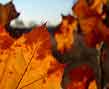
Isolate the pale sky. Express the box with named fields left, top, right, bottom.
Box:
left=0, top=0, right=76, bottom=26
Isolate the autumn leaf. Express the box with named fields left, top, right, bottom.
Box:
left=68, top=64, right=95, bottom=81
left=73, top=0, right=105, bottom=18
left=65, top=64, right=96, bottom=89
left=72, top=0, right=109, bottom=48
left=0, top=24, right=63, bottom=89
left=54, top=14, right=77, bottom=54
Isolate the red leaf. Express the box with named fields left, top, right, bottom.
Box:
left=84, top=29, right=102, bottom=48
left=68, top=64, right=95, bottom=81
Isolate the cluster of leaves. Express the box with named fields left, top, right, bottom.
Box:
left=73, top=0, right=109, bottom=48
left=0, top=0, right=109, bottom=89
left=53, top=0, right=109, bottom=89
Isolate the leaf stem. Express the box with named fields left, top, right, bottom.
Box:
left=97, top=42, right=104, bottom=89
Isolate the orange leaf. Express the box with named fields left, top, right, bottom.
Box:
left=24, top=25, right=51, bottom=60
left=0, top=24, right=62, bottom=89
left=54, top=15, right=77, bottom=54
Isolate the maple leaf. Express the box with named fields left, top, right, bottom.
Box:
left=0, top=24, right=63, bottom=89
left=54, top=14, right=77, bottom=54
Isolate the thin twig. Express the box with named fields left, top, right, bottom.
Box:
left=97, top=42, right=104, bottom=89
